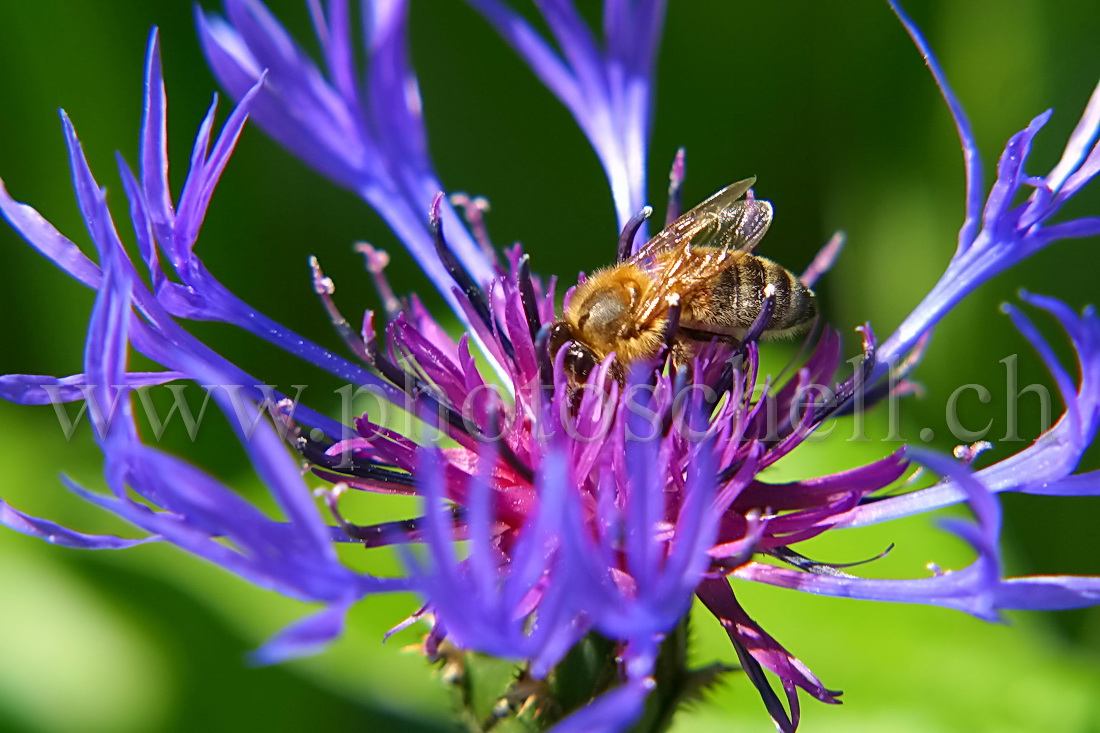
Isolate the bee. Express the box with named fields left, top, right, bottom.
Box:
left=548, top=178, right=816, bottom=383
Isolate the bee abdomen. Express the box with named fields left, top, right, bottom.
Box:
left=761, top=258, right=816, bottom=332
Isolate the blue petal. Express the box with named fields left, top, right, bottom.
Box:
left=0, top=177, right=102, bottom=288
left=0, top=499, right=157, bottom=550
left=197, top=0, right=495, bottom=304
left=888, top=0, right=983, bottom=253
left=464, top=0, right=662, bottom=232
left=0, top=371, right=184, bottom=406
left=995, top=576, right=1100, bottom=610
left=552, top=678, right=651, bottom=733
left=249, top=599, right=355, bottom=665
left=847, top=295, right=1100, bottom=527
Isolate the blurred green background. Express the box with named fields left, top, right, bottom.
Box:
left=1, top=0, right=1099, bottom=731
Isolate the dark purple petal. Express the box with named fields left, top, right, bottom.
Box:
left=734, top=449, right=907, bottom=512
left=696, top=579, right=840, bottom=721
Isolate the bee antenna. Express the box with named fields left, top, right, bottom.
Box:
left=616, top=205, right=653, bottom=262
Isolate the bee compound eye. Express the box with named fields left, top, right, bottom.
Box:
left=565, top=342, right=597, bottom=381
left=548, top=322, right=573, bottom=357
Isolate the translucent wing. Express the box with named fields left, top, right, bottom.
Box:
left=623, top=179, right=775, bottom=333
left=630, top=177, right=774, bottom=263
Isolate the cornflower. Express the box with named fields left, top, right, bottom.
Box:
left=2, top=2, right=1100, bottom=731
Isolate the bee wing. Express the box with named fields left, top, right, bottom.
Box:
left=629, top=240, right=738, bottom=330
left=630, top=177, right=774, bottom=263
left=622, top=179, right=773, bottom=333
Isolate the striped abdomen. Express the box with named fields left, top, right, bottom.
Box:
left=684, top=254, right=816, bottom=338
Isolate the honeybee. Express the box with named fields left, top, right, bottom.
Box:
left=548, top=178, right=816, bottom=383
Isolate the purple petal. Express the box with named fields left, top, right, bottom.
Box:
left=735, top=561, right=1001, bottom=621
left=1023, top=470, right=1100, bottom=496
left=195, top=6, right=365, bottom=189
left=84, top=256, right=137, bottom=454
left=175, top=76, right=265, bottom=253
left=981, top=110, right=1051, bottom=235
left=464, top=0, right=660, bottom=229
left=552, top=678, right=651, bottom=733
left=1046, top=78, right=1100, bottom=194
left=0, top=371, right=184, bottom=406
left=140, top=28, right=175, bottom=253
left=0, top=177, right=102, bottom=288
left=878, top=74, right=1100, bottom=372
left=116, top=154, right=164, bottom=286
left=0, top=499, right=157, bottom=550
left=994, top=576, right=1100, bottom=610
left=197, top=0, right=496, bottom=321
left=249, top=600, right=355, bottom=665
left=845, top=294, right=1100, bottom=527
left=888, top=0, right=983, bottom=253
left=1031, top=217, right=1100, bottom=247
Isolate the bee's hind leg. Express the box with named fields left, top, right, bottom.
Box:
left=668, top=338, right=697, bottom=380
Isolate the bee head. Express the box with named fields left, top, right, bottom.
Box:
left=548, top=321, right=599, bottom=383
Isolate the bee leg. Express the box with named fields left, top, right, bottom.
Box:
left=712, top=285, right=781, bottom=395
left=669, top=337, right=697, bottom=380
left=661, top=296, right=683, bottom=348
